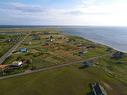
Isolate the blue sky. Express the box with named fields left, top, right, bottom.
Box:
left=0, top=0, right=127, bottom=26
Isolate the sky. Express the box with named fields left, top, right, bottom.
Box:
left=0, top=0, right=127, bottom=26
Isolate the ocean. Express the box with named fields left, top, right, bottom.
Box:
left=58, top=26, right=127, bottom=53
left=0, top=25, right=127, bottom=52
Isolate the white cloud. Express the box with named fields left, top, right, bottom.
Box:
left=58, top=0, right=127, bottom=26
left=0, top=1, right=127, bottom=26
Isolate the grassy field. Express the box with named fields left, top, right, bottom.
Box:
left=0, top=43, right=14, bottom=57
left=0, top=28, right=127, bottom=95
left=0, top=64, right=127, bottom=95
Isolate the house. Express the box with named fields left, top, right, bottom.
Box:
left=79, top=51, right=84, bottom=56
left=78, top=51, right=87, bottom=56
left=44, top=32, right=49, bottom=35
left=86, top=45, right=96, bottom=49
left=91, top=83, right=107, bottom=95
left=78, top=50, right=88, bottom=56
left=32, top=34, right=40, bottom=40
left=112, top=51, right=126, bottom=59
left=10, top=59, right=31, bottom=68
left=49, top=36, right=54, bottom=42
left=10, top=61, right=23, bottom=67
left=79, top=60, right=93, bottom=69
left=83, top=60, right=93, bottom=67
left=20, top=48, right=28, bottom=53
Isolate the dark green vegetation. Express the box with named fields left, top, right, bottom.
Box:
left=0, top=28, right=127, bottom=95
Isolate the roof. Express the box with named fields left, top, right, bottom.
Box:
left=20, top=48, right=28, bottom=52
left=112, top=51, right=125, bottom=58
left=83, top=61, right=93, bottom=67
left=20, top=48, right=27, bottom=50
left=12, top=61, right=23, bottom=66
left=32, top=35, right=40, bottom=40
left=91, top=83, right=107, bottom=95
left=0, top=65, right=9, bottom=69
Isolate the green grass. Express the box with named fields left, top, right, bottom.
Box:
left=0, top=34, right=23, bottom=57
left=0, top=43, right=14, bottom=57
left=0, top=64, right=127, bottom=95
left=1, top=29, right=127, bottom=95
left=96, top=56, right=127, bottom=85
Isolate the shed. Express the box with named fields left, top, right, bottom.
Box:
left=79, top=50, right=88, bottom=56
left=112, top=51, right=125, bottom=59
left=49, top=36, right=54, bottom=42
left=20, top=48, right=28, bottom=53
left=32, top=34, right=40, bottom=40
left=10, top=61, right=23, bottom=67
left=83, top=60, right=93, bottom=67
left=44, top=32, right=49, bottom=35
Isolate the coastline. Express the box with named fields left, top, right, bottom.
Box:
left=78, top=37, right=127, bottom=53
left=59, top=29, right=127, bottom=53
left=61, top=31, right=126, bottom=53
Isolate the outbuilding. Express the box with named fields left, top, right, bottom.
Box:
left=32, top=34, right=40, bottom=40
left=20, top=48, right=28, bottom=53
left=10, top=61, right=23, bottom=67
left=83, top=60, right=93, bottom=67
left=112, top=51, right=126, bottom=59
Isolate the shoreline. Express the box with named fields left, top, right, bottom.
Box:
left=62, top=31, right=127, bottom=53
left=81, top=37, right=127, bottom=53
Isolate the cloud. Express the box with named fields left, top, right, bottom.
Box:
left=10, top=2, right=43, bottom=13
left=0, top=2, right=46, bottom=14
left=64, top=10, right=110, bottom=15
left=0, top=0, right=127, bottom=26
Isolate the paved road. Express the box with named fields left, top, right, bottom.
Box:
left=0, top=34, right=29, bottom=64
left=0, top=55, right=105, bottom=80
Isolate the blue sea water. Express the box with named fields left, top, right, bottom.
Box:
left=58, top=26, right=127, bottom=53
left=1, top=25, right=127, bottom=52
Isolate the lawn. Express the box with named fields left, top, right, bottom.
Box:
left=0, top=64, right=127, bottom=95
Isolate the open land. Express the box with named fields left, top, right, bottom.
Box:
left=0, top=28, right=127, bottom=95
